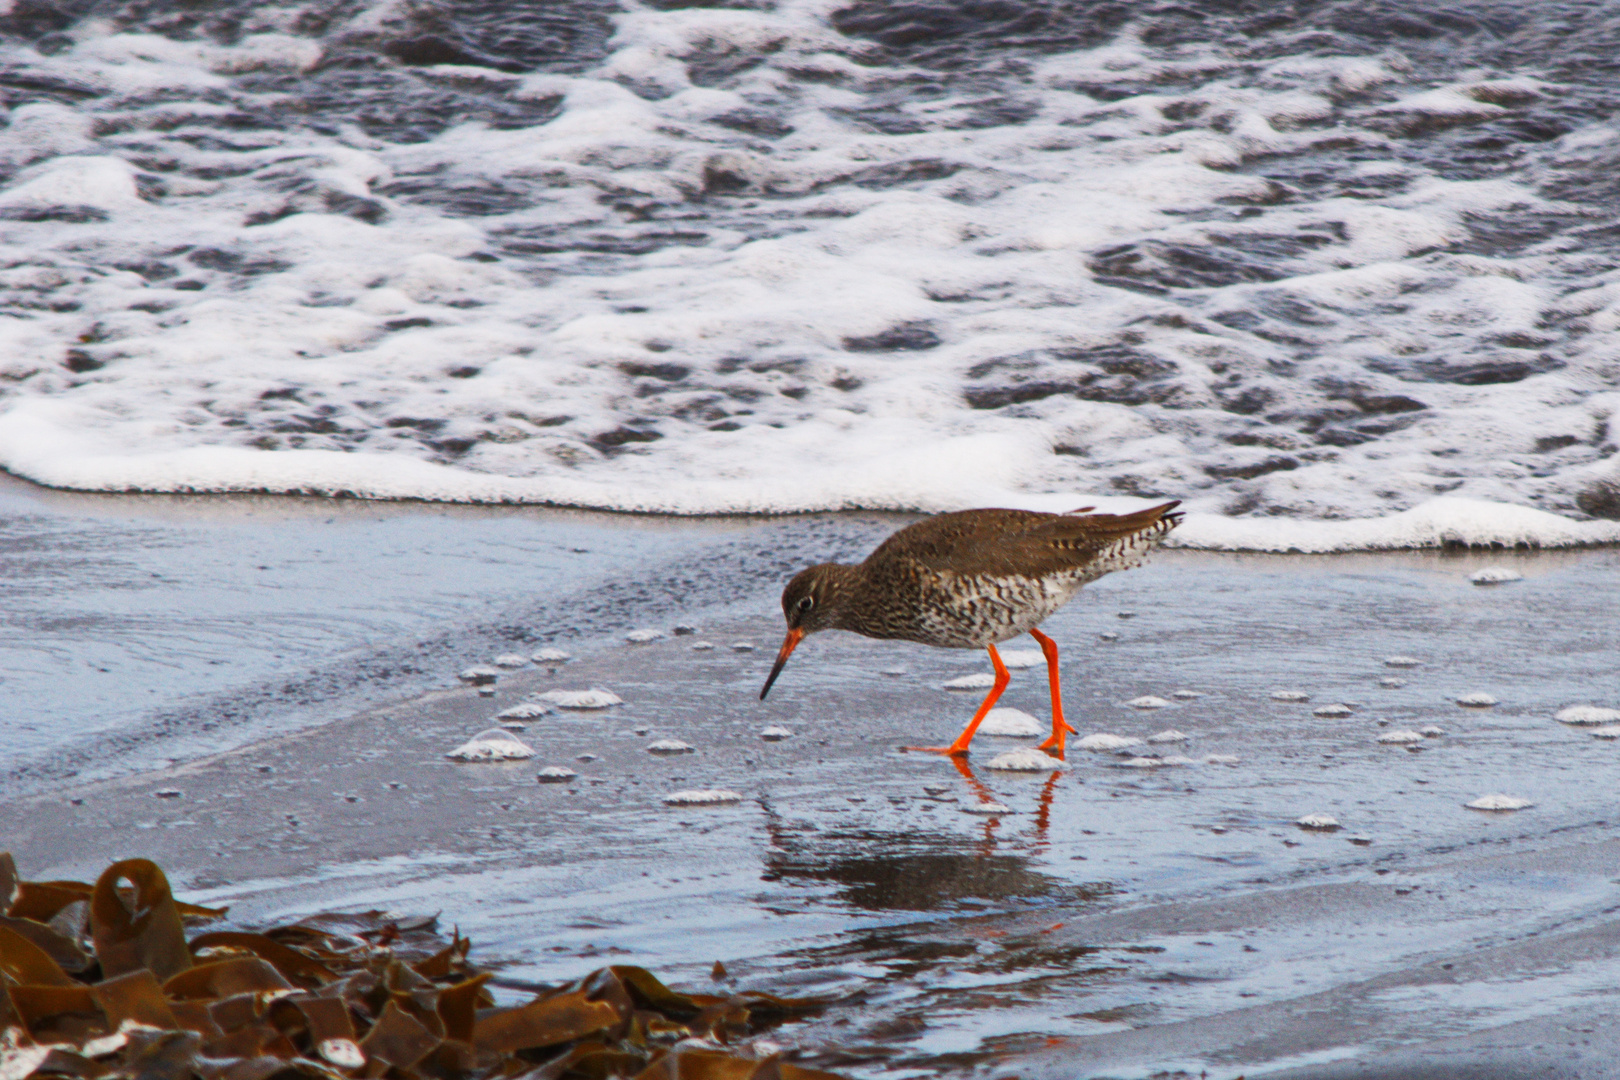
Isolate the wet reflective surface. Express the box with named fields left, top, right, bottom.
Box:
left=0, top=471, right=880, bottom=793
left=2, top=487, right=1619, bottom=1076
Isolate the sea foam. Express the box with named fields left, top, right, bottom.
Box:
left=446, top=729, right=536, bottom=762
left=1, top=1, right=1618, bottom=551
left=984, top=747, right=1063, bottom=771
left=978, top=708, right=1042, bottom=737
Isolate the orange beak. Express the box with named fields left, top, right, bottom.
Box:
left=759, top=627, right=805, bottom=700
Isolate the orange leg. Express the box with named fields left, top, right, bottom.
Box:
left=904, top=643, right=1010, bottom=756
left=1030, top=628, right=1077, bottom=760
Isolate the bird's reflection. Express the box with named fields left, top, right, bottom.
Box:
left=756, top=756, right=1084, bottom=913
left=1031, top=770, right=1061, bottom=852
left=947, top=755, right=1064, bottom=853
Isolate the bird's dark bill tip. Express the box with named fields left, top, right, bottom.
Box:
left=760, top=627, right=805, bottom=700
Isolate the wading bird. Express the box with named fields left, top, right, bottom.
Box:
left=760, top=502, right=1183, bottom=758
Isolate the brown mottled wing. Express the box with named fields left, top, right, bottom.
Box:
left=863, top=503, right=1183, bottom=579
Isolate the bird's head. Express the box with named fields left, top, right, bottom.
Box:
left=760, top=563, right=848, bottom=700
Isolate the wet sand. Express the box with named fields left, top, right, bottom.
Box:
left=0, top=470, right=882, bottom=793
left=3, top=482, right=1619, bottom=1077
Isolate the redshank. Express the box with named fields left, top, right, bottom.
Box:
left=759, top=502, right=1183, bottom=759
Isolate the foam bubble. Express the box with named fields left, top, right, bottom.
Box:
left=1591, top=726, right=1620, bottom=739
left=1384, top=657, right=1423, bottom=668
left=943, top=672, right=996, bottom=690
left=1465, top=794, right=1533, bottom=811
left=978, top=708, right=1042, bottom=737
left=998, top=650, right=1045, bottom=670
left=458, top=666, right=500, bottom=685
left=536, top=688, right=623, bottom=709
left=1, top=156, right=144, bottom=215
left=984, top=747, right=1063, bottom=771
left=497, top=702, right=553, bottom=720
left=1126, top=695, right=1171, bottom=710
left=1313, top=703, right=1354, bottom=718
left=1147, top=729, right=1189, bottom=743
left=1555, top=705, right=1620, bottom=725
left=1375, top=79, right=1540, bottom=131
left=492, top=654, right=529, bottom=669
left=1118, top=756, right=1164, bottom=769
left=446, top=728, right=536, bottom=761
left=1379, top=677, right=1407, bottom=688
left=625, top=629, right=665, bottom=643
left=960, top=800, right=1014, bottom=815
left=647, top=739, right=695, bottom=755
left=536, top=766, right=578, bottom=783
left=1376, top=730, right=1425, bottom=745
left=690, top=641, right=716, bottom=651
left=1457, top=692, right=1498, bottom=707
left=1170, top=690, right=1204, bottom=700
left=733, top=643, right=757, bottom=653
left=1271, top=690, right=1311, bottom=702
left=532, top=648, right=572, bottom=663
left=1077, top=732, right=1143, bottom=751
left=1469, top=567, right=1524, bottom=585
left=760, top=724, right=794, bottom=741
left=664, top=789, right=743, bottom=806
left=1296, top=813, right=1341, bottom=830
left=1420, top=725, right=1446, bottom=737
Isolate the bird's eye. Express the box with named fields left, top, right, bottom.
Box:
left=796, top=596, right=814, bottom=613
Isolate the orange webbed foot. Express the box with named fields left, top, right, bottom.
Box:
left=1038, top=719, right=1077, bottom=760
left=903, top=644, right=1010, bottom=760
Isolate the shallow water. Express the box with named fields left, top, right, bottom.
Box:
left=3, top=0, right=1620, bottom=536
left=5, top=507, right=1616, bottom=1076
left=0, top=470, right=783, bottom=790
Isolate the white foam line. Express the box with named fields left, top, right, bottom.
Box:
left=1169, top=497, right=1620, bottom=552
left=2, top=408, right=1612, bottom=551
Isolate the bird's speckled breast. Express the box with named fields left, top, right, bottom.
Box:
left=899, top=528, right=1163, bottom=647
left=900, top=569, right=1087, bottom=647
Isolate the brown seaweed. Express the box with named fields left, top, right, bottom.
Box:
left=0, top=855, right=843, bottom=1080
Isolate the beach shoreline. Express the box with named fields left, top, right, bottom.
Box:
left=4, top=481, right=1618, bottom=1076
